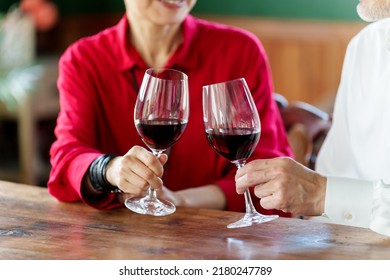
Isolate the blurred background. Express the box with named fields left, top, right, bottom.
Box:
left=0, top=0, right=365, bottom=186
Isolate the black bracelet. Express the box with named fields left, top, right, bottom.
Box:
left=88, top=154, right=122, bottom=194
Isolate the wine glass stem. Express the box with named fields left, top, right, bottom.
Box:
left=244, top=189, right=257, bottom=214
left=148, top=186, right=158, bottom=202
left=147, top=150, right=164, bottom=202
left=236, top=161, right=258, bottom=215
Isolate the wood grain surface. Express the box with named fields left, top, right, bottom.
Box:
left=0, top=180, right=389, bottom=260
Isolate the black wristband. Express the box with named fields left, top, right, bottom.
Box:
left=88, top=154, right=122, bottom=194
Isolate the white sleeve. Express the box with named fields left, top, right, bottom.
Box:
left=325, top=177, right=390, bottom=236
left=370, top=179, right=390, bottom=236
left=324, top=176, right=374, bottom=228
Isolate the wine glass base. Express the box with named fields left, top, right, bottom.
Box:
left=227, top=213, right=279, bottom=229
left=124, top=196, right=176, bottom=216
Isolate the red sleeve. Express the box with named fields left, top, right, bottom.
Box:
left=48, top=45, right=122, bottom=209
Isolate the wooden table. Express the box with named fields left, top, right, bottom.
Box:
left=0, top=180, right=389, bottom=260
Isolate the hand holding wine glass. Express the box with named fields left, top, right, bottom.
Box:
left=125, top=68, right=189, bottom=216
left=202, top=78, right=278, bottom=228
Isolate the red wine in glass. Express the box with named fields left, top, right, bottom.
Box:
left=136, top=119, right=187, bottom=150
left=202, top=78, right=278, bottom=228
left=125, top=68, right=189, bottom=216
left=205, top=128, right=260, bottom=162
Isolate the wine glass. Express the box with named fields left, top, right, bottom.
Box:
left=125, top=68, right=189, bottom=216
left=202, top=78, right=279, bottom=228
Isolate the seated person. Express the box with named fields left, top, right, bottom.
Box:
left=235, top=0, right=390, bottom=236
left=48, top=0, right=292, bottom=214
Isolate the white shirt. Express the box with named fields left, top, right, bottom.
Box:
left=316, top=18, right=390, bottom=236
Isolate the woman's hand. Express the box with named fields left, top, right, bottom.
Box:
left=106, top=146, right=168, bottom=196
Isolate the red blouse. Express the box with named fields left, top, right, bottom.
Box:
left=48, top=15, right=292, bottom=215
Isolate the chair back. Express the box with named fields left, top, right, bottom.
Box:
left=274, top=93, right=332, bottom=169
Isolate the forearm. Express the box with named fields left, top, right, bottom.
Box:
left=176, top=184, right=226, bottom=210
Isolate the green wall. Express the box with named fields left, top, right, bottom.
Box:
left=1, top=0, right=360, bottom=21
left=193, top=0, right=360, bottom=21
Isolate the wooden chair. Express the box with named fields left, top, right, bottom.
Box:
left=274, top=93, right=332, bottom=169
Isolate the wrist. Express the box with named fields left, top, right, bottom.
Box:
left=106, top=156, right=121, bottom=186
left=88, top=154, right=122, bottom=194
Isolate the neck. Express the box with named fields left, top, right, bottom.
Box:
left=129, top=17, right=183, bottom=68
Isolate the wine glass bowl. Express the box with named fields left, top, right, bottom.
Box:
left=125, top=68, right=189, bottom=216
left=202, top=78, right=279, bottom=228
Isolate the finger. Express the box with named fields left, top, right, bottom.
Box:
left=260, top=196, right=290, bottom=214
left=118, top=150, right=164, bottom=193
left=137, top=152, right=164, bottom=178
left=236, top=157, right=293, bottom=190
left=257, top=184, right=290, bottom=213
left=235, top=159, right=276, bottom=185
left=235, top=159, right=271, bottom=177
left=126, top=146, right=164, bottom=175
left=122, top=160, right=164, bottom=192
left=235, top=166, right=272, bottom=193
left=259, top=195, right=277, bottom=210
left=158, top=153, right=168, bottom=166
left=117, top=166, right=149, bottom=195
left=126, top=146, right=165, bottom=177
left=253, top=183, right=274, bottom=199
left=235, top=174, right=250, bottom=194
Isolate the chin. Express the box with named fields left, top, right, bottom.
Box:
left=356, top=3, right=390, bottom=22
